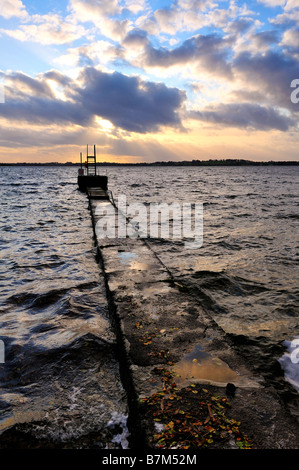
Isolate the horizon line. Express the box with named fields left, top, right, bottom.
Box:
left=0, top=159, right=299, bottom=166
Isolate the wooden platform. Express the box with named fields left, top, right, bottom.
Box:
left=87, top=187, right=110, bottom=200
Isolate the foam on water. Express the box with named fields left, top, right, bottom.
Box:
left=279, top=337, right=299, bottom=393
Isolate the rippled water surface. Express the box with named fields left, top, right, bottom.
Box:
left=0, top=166, right=128, bottom=448
left=0, top=164, right=298, bottom=446
left=106, top=165, right=299, bottom=401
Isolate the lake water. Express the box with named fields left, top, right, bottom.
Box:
left=0, top=164, right=298, bottom=447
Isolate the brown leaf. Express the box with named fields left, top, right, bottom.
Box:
left=207, top=404, right=214, bottom=419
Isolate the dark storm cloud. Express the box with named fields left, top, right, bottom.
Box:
left=0, top=67, right=185, bottom=132
left=191, top=102, right=295, bottom=131
left=76, top=67, right=185, bottom=132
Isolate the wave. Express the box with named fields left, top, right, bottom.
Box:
left=186, top=270, right=268, bottom=295
left=275, top=213, right=299, bottom=220
left=4, top=281, right=100, bottom=308
left=0, top=334, right=128, bottom=448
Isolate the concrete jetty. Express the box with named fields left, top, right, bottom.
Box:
left=86, top=189, right=299, bottom=450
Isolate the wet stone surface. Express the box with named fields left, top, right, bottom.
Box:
left=89, top=197, right=299, bottom=449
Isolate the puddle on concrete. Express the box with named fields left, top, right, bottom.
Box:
left=118, top=252, right=138, bottom=264
left=141, top=284, right=172, bottom=297
left=172, top=345, right=256, bottom=388
left=117, top=251, right=161, bottom=271
left=131, top=261, right=154, bottom=271
left=118, top=251, right=148, bottom=270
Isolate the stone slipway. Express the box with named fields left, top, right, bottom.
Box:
left=87, top=192, right=299, bottom=450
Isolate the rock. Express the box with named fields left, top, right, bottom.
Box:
left=226, top=383, right=236, bottom=397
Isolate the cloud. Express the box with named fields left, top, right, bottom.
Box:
left=123, top=32, right=233, bottom=78
left=136, top=0, right=256, bottom=37
left=136, top=5, right=208, bottom=36
left=0, top=0, right=28, bottom=19
left=69, top=0, right=121, bottom=18
left=0, top=124, right=88, bottom=148
left=258, top=0, right=285, bottom=6
left=0, top=13, right=87, bottom=45
left=0, top=93, right=90, bottom=126
left=123, top=0, right=147, bottom=15
left=5, top=72, right=54, bottom=98
left=123, top=28, right=149, bottom=47
left=251, top=30, right=280, bottom=48
left=0, top=67, right=186, bottom=133
left=76, top=67, right=186, bottom=133
left=54, top=41, right=119, bottom=69
left=69, top=0, right=129, bottom=40
left=1, top=70, right=89, bottom=126
left=191, top=102, right=296, bottom=131
left=227, top=18, right=255, bottom=35
left=0, top=0, right=298, bottom=163
left=285, top=0, right=299, bottom=9
left=280, top=27, right=299, bottom=56
left=258, top=0, right=298, bottom=8
left=233, top=49, right=299, bottom=110
left=269, top=0, right=299, bottom=27
left=43, top=70, right=74, bottom=88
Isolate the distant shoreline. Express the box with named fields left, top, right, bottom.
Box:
left=0, top=159, right=298, bottom=167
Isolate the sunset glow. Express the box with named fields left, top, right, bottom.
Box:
left=0, top=0, right=298, bottom=163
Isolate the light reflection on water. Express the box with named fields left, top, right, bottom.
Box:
left=172, top=345, right=259, bottom=388
left=173, top=345, right=239, bottom=386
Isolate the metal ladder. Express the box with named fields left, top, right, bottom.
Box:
left=86, top=144, right=97, bottom=176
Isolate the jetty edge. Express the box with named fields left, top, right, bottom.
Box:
left=78, top=147, right=299, bottom=450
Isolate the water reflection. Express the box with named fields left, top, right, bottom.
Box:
left=173, top=345, right=248, bottom=387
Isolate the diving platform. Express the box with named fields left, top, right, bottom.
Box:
left=77, top=145, right=108, bottom=192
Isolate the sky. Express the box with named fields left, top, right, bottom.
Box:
left=0, top=0, right=298, bottom=163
